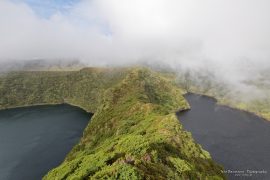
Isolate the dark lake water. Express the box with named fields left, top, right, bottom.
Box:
left=0, top=104, right=91, bottom=180
left=177, top=93, right=270, bottom=180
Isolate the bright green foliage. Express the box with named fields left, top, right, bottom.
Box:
left=0, top=67, right=225, bottom=179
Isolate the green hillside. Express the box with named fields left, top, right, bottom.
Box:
left=176, top=70, right=270, bottom=121
left=0, top=67, right=129, bottom=112
left=0, top=67, right=225, bottom=179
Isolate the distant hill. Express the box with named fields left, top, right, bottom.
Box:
left=0, top=59, right=85, bottom=73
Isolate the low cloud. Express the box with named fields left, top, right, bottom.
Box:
left=1, top=0, right=270, bottom=96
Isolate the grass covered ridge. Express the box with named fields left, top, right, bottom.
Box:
left=0, top=67, right=225, bottom=179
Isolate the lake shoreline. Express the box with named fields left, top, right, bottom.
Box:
left=184, top=92, right=270, bottom=122
left=0, top=102, right=93, bottom=114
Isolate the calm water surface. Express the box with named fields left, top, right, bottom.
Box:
left=177, top=93, right=270, bottom=180
left=0, top=104, right=91, bottom=180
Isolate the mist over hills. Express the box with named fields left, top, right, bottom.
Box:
left=1, top=0, right=270, bottom=93
left=1, top=58, right=269, bottom=122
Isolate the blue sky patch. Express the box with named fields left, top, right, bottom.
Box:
left=12, top=0, right=81, bottom=18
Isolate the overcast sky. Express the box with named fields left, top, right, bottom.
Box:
left=1, top=0, right=270, bottom=79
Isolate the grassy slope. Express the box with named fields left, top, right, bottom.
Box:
left=217, top=95, right=270, bottom=121
left=0, top=67, right=225, bottom=179
left=175, top=71, right=270, bottom=121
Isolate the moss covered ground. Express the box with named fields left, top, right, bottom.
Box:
left=0, top=67, right=225, bottom=179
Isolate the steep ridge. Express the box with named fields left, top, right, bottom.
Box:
left=0, top=68, right=225, bottom=179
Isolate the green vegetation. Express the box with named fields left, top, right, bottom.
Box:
left=0, top=67, right=225, bottom=179
left=0, top=67, right=129, bottom=112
